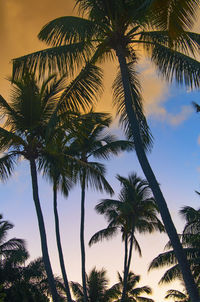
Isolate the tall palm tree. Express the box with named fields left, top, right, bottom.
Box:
left=149, top=206, right=200, bottom=286
left=67, top=111, right=133, bottom=302
left=111, top=271, right=154, bottom=302
left=0, top=66, right=103, bottom=301
left=39, top=132, right=75, bottom=302
left=70, top=267, right=117, bottom=302
left=89, top=173, right=164, bottom=301
left=12, top=2, right=200, bottom=300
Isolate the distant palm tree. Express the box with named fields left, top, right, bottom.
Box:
left=165, top=289, right=190, bottom=302
left=68, top=111, right=134, bottom=302
left=0, top=214, right=25, bottom=260
left=89, top=173, right=164, bottom=301
left=149, top=206, right=200, bottom=285
left=111, top=271, right=154, bottom=302
left=70, top=267, right=117, bottom=302
left=12, top=2, right=200, bottom=300
left=2, top=254, right=66, bottom=302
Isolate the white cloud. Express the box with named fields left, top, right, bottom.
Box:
left=150, top=105, right=193, bottom=126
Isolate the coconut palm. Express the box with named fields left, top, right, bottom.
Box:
left=149, top=206, right=200, bottom=286
left=12, top=2, right=200, bottom=300
left=2, top=254, right=66, bottom=302
left=111, top=271, right=154, bottom=302
left=67, top=111, right=133, bottom=302
left=165, top=289, right=190, bottom=302
left=0, top=214, right=25, bottom=260
left=89, top=173, right=164, bottom=301
left=70, top=267, right=117, bottom=302
left=0, top=66, right=102, bottom=301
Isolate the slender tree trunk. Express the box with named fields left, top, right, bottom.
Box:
left=121, top=234, right=128, bottom=302
left=53, top=184, right=73, bottom=302
left=80, top=169, right=88, bottom=302
left=29, top=159, right=58, bottom=302
left=115, top=46, right=200, bottom=302
left=121, top=226, right=135, bottom=302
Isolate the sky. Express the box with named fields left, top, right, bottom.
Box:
left=1, top=1, right=200, bottom=301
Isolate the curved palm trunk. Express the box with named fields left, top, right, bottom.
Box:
left=29, top=159, right=58, bottom=302
left=80, top=169, right=89, bottom=302
left=53, top=183, right=73, bottom=302
left=115, top=46, right=200, bottom=302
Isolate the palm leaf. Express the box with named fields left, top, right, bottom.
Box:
left=89, top=226, right=118, bottom=246
left=12, top=42, right=93, bottom=80
left=0, top=153, right=19, bottom=181
left=150, top=42, right=200, bottom=88
left=38, top=16, right=96, bottom=46
left=112, top=62, right=153, bottom=151
left=148, top=250, right=178, bottom=271
left=159, top=264, right=182, bottom=284
left=59, top=62, right=103, bottom=112
left=92, top=140, right=134, bottom=160
left=84, top=161, right=114, bottom=194
left=150, top=0, right=199, bottom=38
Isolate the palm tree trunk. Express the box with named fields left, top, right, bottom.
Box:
left=121, top=226, right=135, bottom=302
left=29, top=159, right=58, bottom=302
left=121, top=234, right=128, bottom=302
left=80, top=169, right=88, bottom=302
left=53, top=183, right=73, bottom=302
left=115, top=46, right=200, bottom=302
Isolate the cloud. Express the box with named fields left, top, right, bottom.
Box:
left=164, top=105, right=193, bottom=126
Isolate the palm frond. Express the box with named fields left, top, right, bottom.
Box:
left=84, top=161, right=114, bottom=195
left=0, top=153, right=19, bottom=182
left=112, top=62, right=153, bottom=151
left=148, top=250, right=178, bottom=271
left=159, top=264, right=182, bottom=284
left=38, top=16, right=96, bottom=46
left=92, top=140, right=134, bottom=160
left=139, top=30, right=200, bottom=56
left=1, top=238, right=26, bottom=256
left=89, top=226, right=118, bottom=246
left=12, top=42, right=93, bottom=80
left=150, top=0, right=199, bottom=38
left=165, top=289, right=188, bottom=300
left=150, top=43, right=200, bottom=88
left=59, top=62, right=103, bottom=112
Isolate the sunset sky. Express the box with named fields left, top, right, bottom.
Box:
left=1, top=1, right=200, bottom=301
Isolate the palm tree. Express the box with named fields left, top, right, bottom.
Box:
left=0, top=214, right=25, bottom=261
left=70, top=267, right=117, bottom=302
left=0, top=66, right=103, bottom=301
left=12, top=2, right=200, bottom=300
left=149, top=206, right=200, bottom=286
left=39, top=132, right=75, bottom=302
left=111, top=271, right=154, bottom=302
left=67, top=111, right=133, bottom=302
left=2, top=254, right=66, bottom=302
left=89, top=173, right=164, bottom=301
left=165, top=289, right=190, bottom=302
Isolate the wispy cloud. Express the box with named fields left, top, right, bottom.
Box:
left=153, top=105, right=194, bottom=126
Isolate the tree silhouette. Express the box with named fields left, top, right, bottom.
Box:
left=89, top=173, right=164, bottom=301
left=12, top=2, right=200, bottom=299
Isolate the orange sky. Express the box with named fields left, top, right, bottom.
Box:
left=0, top=0, right=169, bottom=115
